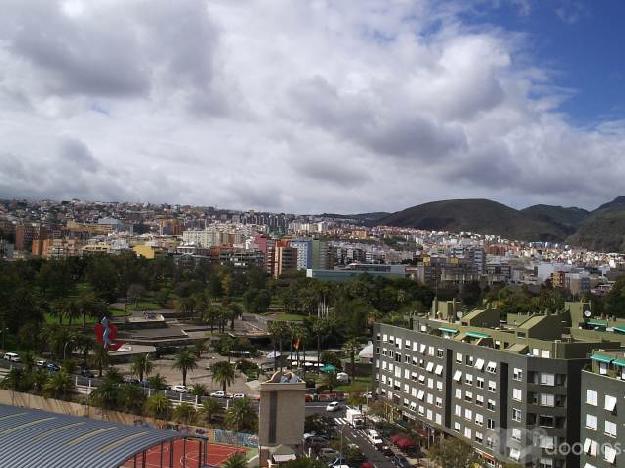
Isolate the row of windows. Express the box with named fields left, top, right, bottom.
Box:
left=585, top=414, right=618, bottom=438
left=583, top=438, right=618, bottom=464
left=454, top=404, right=497, bottom=425
left=586, top=389, right=618, bottom=413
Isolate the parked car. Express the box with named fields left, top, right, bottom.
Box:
left=3, top=352, right=20, bottom=362
left=35, top=359, right=47, bottom=367
left=232, top=393, right=246, bottom=399
left=319, top=448, right=339, bottom=460
left=392, top=455, right=410, bottom=468
left=307, top=436, right=329, bottom=447
left=171, top=385, right=188, bottom=393
left=210, top=390, right=227, bottom=398
left=80, top=369, right=95, bottom=378
left=46, top=362, right=60, bottom=372
left=326, top=401, right=341, bottom=412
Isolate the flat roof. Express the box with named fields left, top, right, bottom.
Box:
left=0, top=404, right=183, bottom=467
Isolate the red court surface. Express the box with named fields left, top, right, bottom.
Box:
left=122, top=439, right=247, bottom=468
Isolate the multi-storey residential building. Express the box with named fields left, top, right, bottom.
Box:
left=580, top=350, right=625, bottom=468
left=290, top=239, right=312, bottom=270
left=272, top=242, right=297, bottom=278
left=374, top=302, right=625, bottom=468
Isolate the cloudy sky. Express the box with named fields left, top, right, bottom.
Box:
left=1, top=0, right=624, bottom=214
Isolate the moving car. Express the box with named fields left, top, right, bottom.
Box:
left=326, top=401, right=341, bottom=412
left=210, top=390, right=227, bottom=398
left=35, top=359, right=46, bottom=367
left=319, top=448, right=339, bottom=460
left=232, top=393, right=246, bottom=399
left=171, top=385, right=188, bottom=393
left=392, top=455, right=411, bottom=468
left=366, top=429, right=384, bottom=447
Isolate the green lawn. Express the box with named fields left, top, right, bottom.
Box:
left=334, top=376, right=373, bottom=393
left=272, top=313, right=305, bottom=321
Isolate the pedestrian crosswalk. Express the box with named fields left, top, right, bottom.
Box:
left=334, top=417, right=347, bottom=425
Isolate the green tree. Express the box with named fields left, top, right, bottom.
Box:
left=173, top=402, right=197, bottom=425
left=131, top=353, right=153, bottom=382
left=211, top=361, right=236, bottom=393
left=90, top=378, right=120, bottom=411
left=172, top=348, right=198, bottom=387
left=119, top=384, right=147, bottom=414
left=1, top=368, right=31, bottom=392
left=199, top=398, right=221, bottom=425
left=429, top=438, right=479, bottom=468
left=268, top=321, right=289, bottom=371
left=225, top=397, right=257, bottom=432
left=222, top=452, right=248, bottom=468
left=147, top=373, right=168, bottom=390
left=321, top=371, right=337, bottom=392
left=342, top=337, right=361, bottom=378
left=605, top=276, right=625, bottom=318
left=92, top=346, right=110, bottom=378
left=43, top=370, right=74, bottom=399
left=145, top=393, right=172, bottom=420
left=282, top=457, right=327, bottom=468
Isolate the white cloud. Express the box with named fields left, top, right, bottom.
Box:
left=0, top=0, right=622, bottom=213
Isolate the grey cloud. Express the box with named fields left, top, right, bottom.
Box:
left=59, top=138, right=101, bottom=172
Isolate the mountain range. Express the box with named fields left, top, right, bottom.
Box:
left=359, top=197, right=625, bottom=252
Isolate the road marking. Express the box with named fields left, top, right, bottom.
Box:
left=334, top=418, right=346, bottom=425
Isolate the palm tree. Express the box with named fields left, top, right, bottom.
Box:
left=20, top=350, right=35, bottom=373
left=342, top=337, right=361, bottom=378
left=199, top=398, right=221, bottom=425
left=119, top=384, right=146, bottom=414
left=1, top=368, right=26, bottom=391
left=268, top=321, right=288, bottom=371
left=65, top=299, right=81, bottom=326
left=222, top=453, right=247, bottom=468
left=90, top=378, right=120, bottom=410
left=173, top=402, right=197, bottom=425
left=131, top=353, right=153, bottom=382
left=322, top=371, right=337, bottom=392
left=145, top=393, right=172, bottom=421
left=147, top=373, right=168, bottom=390
left=43, top=370, right=74, bottom=399
left=211, top=361, right=235, bottom=393
left=191, top=383, right=208, bottom=396
left=92, top=345, right=110, bottom=377
left=193, top=340, right=208, bottom=358
left=172, top=348, right=198, bottom=387
left=312, top=318, right=327, bottom=371
left=225, top=397, right=257, bottom=432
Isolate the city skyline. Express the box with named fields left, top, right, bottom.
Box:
left=1, top=0, right=625, bottom=213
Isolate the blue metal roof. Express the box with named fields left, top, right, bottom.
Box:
left=0, top=404, right=183, bottom=467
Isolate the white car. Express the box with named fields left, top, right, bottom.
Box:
left=326, top=401, right=341, bottom=412
left=232, top=393, right=246, bottom=399
left=210, top=390, right=226, bottom=398
left=171, top=385, right=188, bottom=393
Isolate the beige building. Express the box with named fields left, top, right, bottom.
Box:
left=258, top=371, right=306, bottom=467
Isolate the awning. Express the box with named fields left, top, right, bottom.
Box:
left=466, top=331, right=490, bottom=339
left=320, top=364, right=337, bottom=373
left=613, top=326, right=625, bottom=334
left=613, top=358, right=625, bottom=367
left=439, top=327, right=458, bottom=334
left=590, top=353, right=614, bottom=364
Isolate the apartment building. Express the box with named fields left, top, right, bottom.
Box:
left=580, top=351, right=625, bottom=468
left=374, top=302, right=625, bottom=468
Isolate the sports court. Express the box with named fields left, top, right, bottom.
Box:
left=122, top=438, right=248, bottom=468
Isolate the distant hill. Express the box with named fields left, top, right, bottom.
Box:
left=375, top=199, right=570, bottom=242
left=320, top=212, right=389, bottom=224
left=521, top=204, right=589, bottom=235
left=567, top=197, right=625, bottom=252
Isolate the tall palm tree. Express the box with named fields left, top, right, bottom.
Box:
left=131, top=353, right=153, bottom=382
left=342, top=337, right=361, bottom=378
left=43, top=370, right=74, bottom=399
left=312, top=318, right=327, bottom=371
left=92, top=345, right=110, bottom=378
left=211, top=361, right=235, bottom=393
left=191, top=383, right=208, bottom=396
left=90, top=378, right=120, bottom=410
left=193, top=340, right=208, bottom=358
left=225, top=397, right=257, bottom=432
left=147, top=373, right=168, bottom=390
left=268, top=321, right=288, bottom=371
left=172, top=348, right=198, bottom=387
left=145, top=393, right=172, bottom=421
left=173, top=402, right=197, bottom=425
left=199, top=398, right=221, bottom=425
left=222, top=453, right=247, bottom=468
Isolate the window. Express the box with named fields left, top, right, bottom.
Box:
left=455, top=404, right=462, bottom=416
left=434, top=364, right=444, bottom=376
left=512, top=388, right=523, bottom=402
left=435, top=413, right=442, bottom=425
left=604, top=445, right=617, bottom=464
left=487, top=418, right=495, bottom=429
left=454, top=422, right=461, bottom=432
left=417, top=389, right=425, bottom=401
left=585, top=414, right=597, bottom=430
left=513, top=368, right=523, bottom=381
left=427, top=378, right=434, bottom=389
left=418, top=405, right=425, bottom=416
left=464, top=408, right=472, bottom=420
left=511, top=428, right=522, bottom=441
left=436, top=381, right=443, bottom=391
left=586, top=389, right=598, bottom=406
left=382, top=334, right=387, bottom=342
left=435, top=396, right=443, bottom=408
left=488, top=381, right=497, bottom=392
left=476, top=377, right=484, bottom=389
left=464, top=427, right=471, bottom=439
left=455, top=388, right=462, bottom=400
left=419, top=344, right=426, bottom=354
left=605, top=420, right=617, bottom=438
left=512, top=408, right=522, bottom=422
left=465, top=391, right=473, bottom=402
left=604, top=395, right=617, bottom=412
left=540, top=373, right=555, bottom=386
left=418, top=374, right=425, bottom=384
left=405, top=340, right=411, bottom=348
left=427, top=393, right=434, bottom=404
left=476, top=394, right=484, bottom=406
left=426, top=409, right=433, bottom=421
left=474, top=358, right=484, bottom=370
left=404, top=384, right=409, bottom=393
left=539, top=435, right=555, bottom=450
left=487, top=399, right=496, bottom=411
left=475, top=431, right=483, bottom=444
left=584, top=438, right=598, bottom=456
left=456, top=352, right=463, bottom=363
left=396, top=338, right=402, bottom=349
left=475, top=413, right=484, bottom=426
left=428, top=346, right=434, bottom=356
left=394, top=366, right=401, bottom=378
left=539, top=415, right=554, bottom=428
left=539, top=457, right=553, bottom=468
left=540, top=393, right=555, bottom=407
left=453, top=370, right=462, bottom=382
left=426, top=362, right=434, bottom=373
left=465, top=374, right=473, bottom=386
left=486, top=361, right=497, bottom=373
left=599, top=362, right=608, bottom=375
left=437, top=349, right=445, bottom=358
left=404, top=369, right=410, bottom=379
left=465, top=355, right=474, bottom=366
